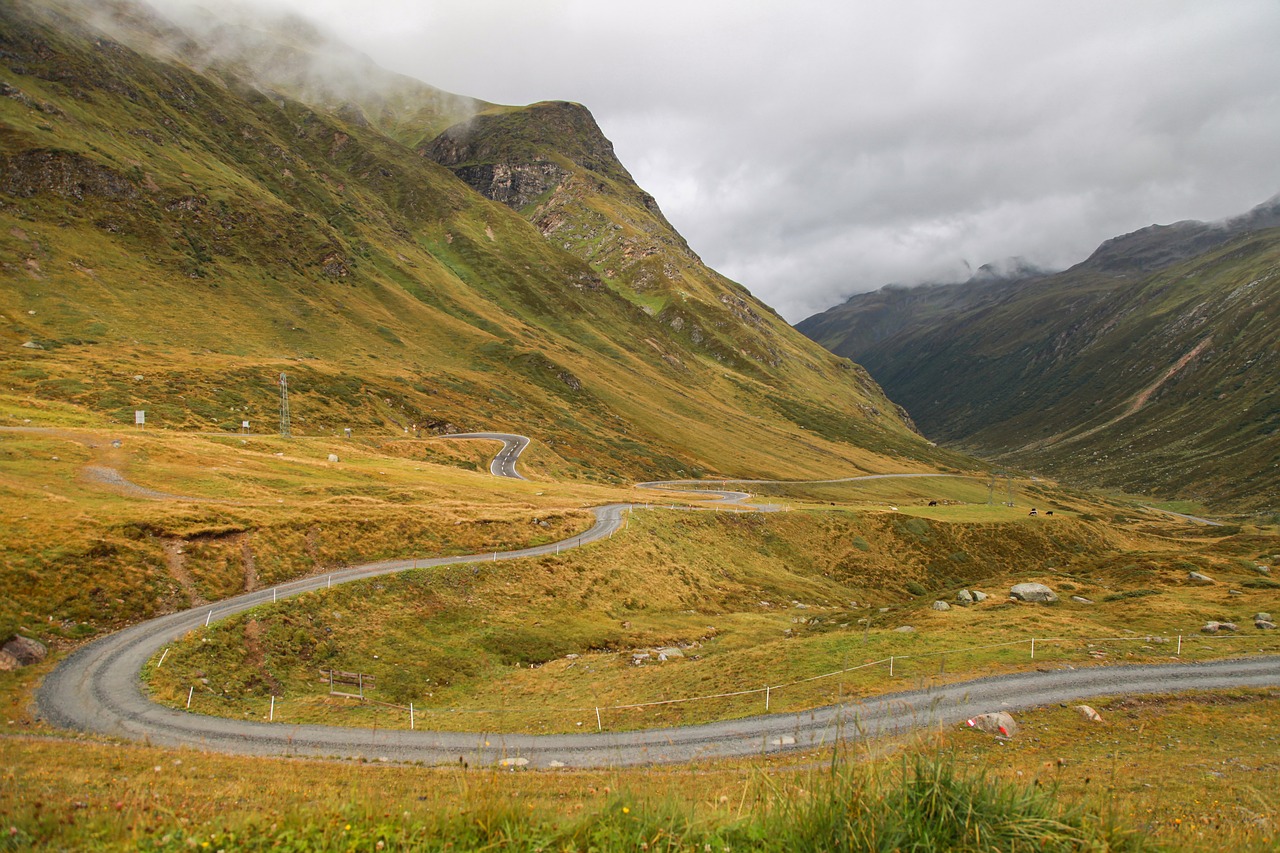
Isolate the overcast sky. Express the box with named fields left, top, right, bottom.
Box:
left=181, top=1, right=1280, bottom=321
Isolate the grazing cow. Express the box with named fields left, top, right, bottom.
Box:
left=1028, top=508, right=1038, bottom=516
left=1045, top=510, right=1054, bottom=516
left=928, top=500, right=938, bottom=507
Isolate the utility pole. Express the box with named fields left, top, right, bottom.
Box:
left=278, top=372, right=291, bottom=438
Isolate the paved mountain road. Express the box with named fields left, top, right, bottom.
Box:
left=37, top=434, right=1277, bottom=768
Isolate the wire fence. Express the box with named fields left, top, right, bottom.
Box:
left=167, top=627, right=1280, bottom=734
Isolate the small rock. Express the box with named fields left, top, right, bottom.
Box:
left=1256, top=620, right=1276, bottom=630
left=1070, top=595, right=1095, bottom=604
left=966, top=711, right=1018, bottom=738
left=1009, top=583, right=1058, bottom=603
left=1255, top=613, right=1272, bottom=622
left=894, top=625, right=916, bottom=633
left=1256, top=565, right=1271, bottom=575
left=327, top=454, right=339, bottom=463
left=931, top=600, right=951, bottom=611
left=547, top=760, right=566, bottom=768
left=956, top=589, right=974, bottom=605
left=1202, top=621, right=1238, bottom=633
left=655, top=646, right=684, bottom=660
left=21, top=341, right=43, bottom=349
left=1229, top=590, right=1243, bottom=596
left=499, top=757, right=529, bottom=768
left=1076, top=704, right=1103, bottom=722
left=1, top=635, right=46, bottom=667
left=564, top=653, right=579, bottom=660
left=1187, top=571, right=1215, bottom=584
left=971, top=591, right=989, bottom=602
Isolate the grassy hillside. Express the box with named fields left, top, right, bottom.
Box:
left=800, top=210, right=1280, bottom=514
left=1, top=0, right=950, bottom=486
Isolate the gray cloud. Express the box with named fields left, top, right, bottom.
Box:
left=154, top=0, right=1280, bottom=321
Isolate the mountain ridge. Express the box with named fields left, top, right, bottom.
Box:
left=798, top=197, right=1280, bottom=511
left=1, top=0, right=954, bottom=484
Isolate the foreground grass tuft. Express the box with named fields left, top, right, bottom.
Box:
left=63, top=754, right=1149, bottom=852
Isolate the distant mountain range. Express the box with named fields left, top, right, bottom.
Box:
left=798, top=196, right=1280, bottom=512
left=0, top=0, right=960, bottom=482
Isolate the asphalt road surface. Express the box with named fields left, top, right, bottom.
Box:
left=37, top=434, right=1276, bottom=768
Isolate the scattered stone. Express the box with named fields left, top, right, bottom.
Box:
left=971, top=591, right=989, bottom=602
left=769, top=735, right=796, bottom=746
left=1257, top=620, right=1276, bottom=630
left=1256, top=613, right=1272, bottom=623
left=1201, top=621, right=1238, bottom=633
left=1256, top=565, right=1271, bottom=575
left=655, top=647, right=684, bottom=661
left=21, top=341, right=42, bottom=349
left=564, top=653, right=579, bottom=660
left=1070, top=595, right=1095, bottom=604
left=956, top=589, right=974, bottom=605
left=0, top=651, right=18, bottom=672
left=111, top=439, right=122, bottom=448
left=893, top=625, right=916, bottom=633
left=1229, top=590, right=1243, bottom=596
left=1075, top=705, right=1103, bottom=722
left=931, top=600, right=951, bottom=611
left=1187, top=571, right=1215, bottom=584
left=547, top=760, right=566, bottom=768
left=966, top=711, right=1018, bottom=739
left=327, top=453, right=339, bottom=463
left=1, top=635, right=46, bottom=667
left=499, top=757, right=529, bottom=768
left=1009, top=583, right=1058, bottom=603
left=631, top=652, right=651, bottom=665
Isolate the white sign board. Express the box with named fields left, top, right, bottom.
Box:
left=242, top=421, right=250, bottom=430
left=134, top=410, right=145, bottom=426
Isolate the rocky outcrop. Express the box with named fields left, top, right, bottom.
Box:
left=0, top=149, right=138, bottom=200
left=451, top=161, right=568, bottom=209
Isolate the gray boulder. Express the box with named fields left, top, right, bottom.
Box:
left=894, top=625, right=917, bottom=633
left=1256, top=613, right=1272, bottom=622
left=972, top=591, right=989, bottom=602
left=1009, top=583, right=1058, bottom=603
left=1256, top=620, right=1276, bottom=630
left=1201, top=621, right=1238, bottom=633
left=956, top=589, right=974, bottom=605
left=931, top=600, right=951, bottom=612
left=1187, top=571, right=1215, bottom=584
left=1070, top=595, right=1095, bottom=604
left=1, top=635, right=46, bottom=667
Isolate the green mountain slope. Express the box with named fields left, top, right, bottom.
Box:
left=799, top=203, right=1280, bottom=511
left=0, top=0, right=955, bottom=482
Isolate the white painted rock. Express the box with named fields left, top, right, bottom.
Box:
left=966, top=711, right=1018, bottom=738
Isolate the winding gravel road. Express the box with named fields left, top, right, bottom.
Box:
left=37, top=434, right=1280, bottom=768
